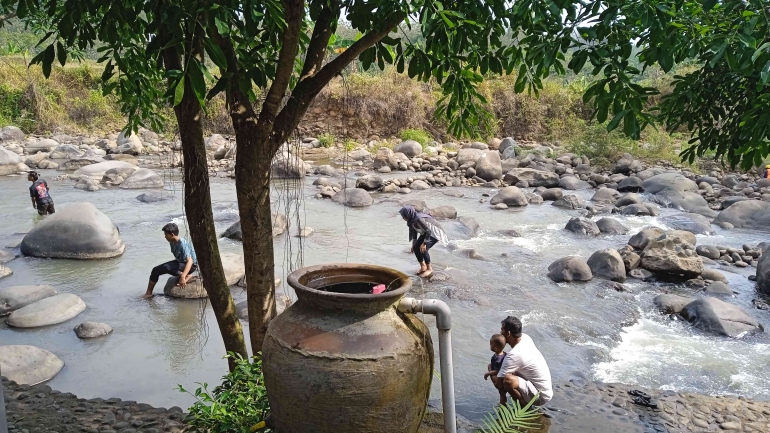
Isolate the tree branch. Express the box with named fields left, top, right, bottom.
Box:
left=0, top=13, right=17, bottom=24
left=272, top=12, right=405, bottom=146
left=258, top=0, right=304, bottom=132
left=299, top=0, right=341, bottom=79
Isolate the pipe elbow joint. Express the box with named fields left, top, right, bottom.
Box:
left=421, top=299, right=452, bottom=330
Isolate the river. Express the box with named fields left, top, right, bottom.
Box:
left=0, top=167, right=768, bottom=423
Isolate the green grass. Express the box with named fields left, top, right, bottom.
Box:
left=343, top=139, right=357, bottom=152
left=400, top=128, right=432, bottom=146
left=318, top=133, right=335, bottom=148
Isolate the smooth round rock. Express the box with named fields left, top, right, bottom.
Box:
left=73, top=161, right=138, bottom=180
left=7, top=293, right=86, bottom=328
left=119, top=168, right=163, bottom=189
left=0, top=285, right=58, bottom=316
left=74, top=322, right=113, bottom=339
left=164, top=276, right=207, bottom=298
left=21, top=202, right=125, bottom=259
left=0, top=345, right=64, bottom=385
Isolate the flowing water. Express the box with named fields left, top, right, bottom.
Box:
left=1, top=168, right=768, bottom=423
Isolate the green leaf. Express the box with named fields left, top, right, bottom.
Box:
left=204, top=39, right=228, bottom=69
left=56, top=41, right=66, bottom=67
left=174, top=77, right=185, bottom=107
left=761, top=60, right=770, bottom=85
left=703, top=0, right=718, bottom=11
left=41, top=44, right=55, bottom=78
left=607, top=109, right=630, bottom=132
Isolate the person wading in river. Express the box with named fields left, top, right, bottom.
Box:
left=28, top=171, right=55, bottom=216
left=143, top=223, right=198, bottom=299
left=399, top=205, right=448, bottom=278
left=490, top=316, right=553, bottom=407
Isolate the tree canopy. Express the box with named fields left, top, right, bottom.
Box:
left=12, top=1, right=769, bottom=170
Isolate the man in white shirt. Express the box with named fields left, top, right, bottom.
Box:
left=490, top=316, right=553, bottom=407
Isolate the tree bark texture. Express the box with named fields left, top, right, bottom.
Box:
left=165, top=30, right=248, bottom=370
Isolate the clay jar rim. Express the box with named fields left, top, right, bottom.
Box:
left=287, top=263, right=412, bottom=309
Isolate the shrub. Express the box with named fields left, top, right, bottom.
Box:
left=180, top=353, right=271, bottom=433
left=400, top=128, right=431, bottom=146
left=318, top=133, right=335, bottom=148
left=343, top=139, right=357, bottom=152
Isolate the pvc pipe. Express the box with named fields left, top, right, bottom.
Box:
left=398, top=297, right=456, bottom=433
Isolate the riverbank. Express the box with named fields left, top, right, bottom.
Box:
left=6, top=376, right=770, bottom=433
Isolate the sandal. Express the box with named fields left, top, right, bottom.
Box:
left=628, top=390, right=652, bottom=400
left=631, top=395, right=658, bottom=409
left=419, top=271, right=433, bottom=278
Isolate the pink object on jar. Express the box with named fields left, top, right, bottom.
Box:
left=371, top=284, right=386, bottom=294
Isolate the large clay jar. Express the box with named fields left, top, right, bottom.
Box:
left=263, top=264, right=434, bottom=433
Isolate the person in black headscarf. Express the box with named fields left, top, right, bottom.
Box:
left=399, top=205, right=448, bottom=278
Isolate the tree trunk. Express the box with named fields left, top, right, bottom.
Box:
left=173, top=69, right=248, bottom=371
left=233, top=132, right=278, bottom=353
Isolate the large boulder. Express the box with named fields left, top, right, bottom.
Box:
left=356, top=175, right=384, bottom=191
left=271, top=152, right=307, bottom=178
left=137, top=191, right=173, bottom=203
left=653, top=294, right=693, bottom=315
left=475, top=151, right=503, bottom=181
left=680, top=297, right=762, bottom=338
left=587, top=248, right=626, bottom=281
left=615, top=193, right=643, bottom=207
left=7, top=293, right=86, bottom=328
left=628, top=227, right=665, bottom=250
left=119, top=168, right=163, bottom=189
left=102, top=166, right=140, bottom=185
left=116, top=131, right=144, bottom=155
left=596, top=218, right=629, bottom=235
left=552, top=195, right=586, bottom=210
left=490, top=186, right=528, bottom=207
left=640, top=236, right=704, bottom=277
left=25, top=139, right=59, bottom=154
left=660, top=213, right=714, bottom=235
left=430, top=206, right=457, bottom=220
left=373, top=148, right=395, bottom=169
left=74, top=160, right=138, bottom=180
left=0, top=345, right=64, bottom=385
left=617, top=176, right=644, bottom=193
left=565, top=217, right=600, bottom=236
left=547, top=256, right=593, bottom=282
left=498, top=137, right=517, bottom=156
left=74, top=322, right=113, bottom=339
left=60, top=156, right=104, bottom=170
left=0, top=146, right=22, bottom=175
left=0, top=126, right=25, bottom=142
left=591, top=188, right=620, bottom=204
left=394, top=140, right=422, bottom=157
left=164, top=276, right=206, bottom=298
left=455, top=148, right=485, bottom=165
left=205, top=134, right=227, bottom=152
left=558, top=176, right=590, bottom=190
left=713, top=200, right=770, bottom=230
left=540, top=188, right=563, bottom=201
left=757, top=248, right=770, bottom=296
left=348, top=148, right=371, bottom=161
left=49, top=144, right=83, bottom=159
left=221, top=252, right=246, bottom=286
left=332, top=188, right=373, bottom=207
left=642, top=173, right=715, bottom=216
left=0, top=285, right=58, bottom=316
left=222, top=213, right=288, bottom=240
left=20, top=202, right=125, bottom=259
left=504, top=168, right=560, bottom=188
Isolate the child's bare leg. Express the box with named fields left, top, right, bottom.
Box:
left=498, top=389, right=507, bottom=405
